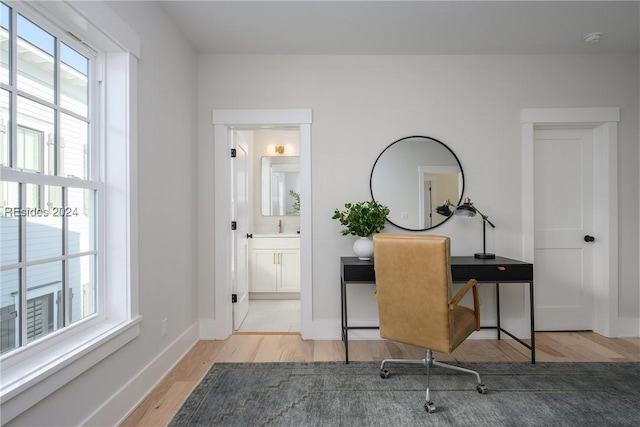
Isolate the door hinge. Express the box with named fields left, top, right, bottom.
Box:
left=231, top=221, right=237, bottom=230
left=231, top=294, right=238, bottom=303
left=231, top=148, right=236, bottom=158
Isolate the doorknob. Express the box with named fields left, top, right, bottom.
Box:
left=584, top=235, right=595, bottom=242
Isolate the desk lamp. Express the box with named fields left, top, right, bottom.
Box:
left=435, top=197, right=496, bottom=259
left=435, top=199, right=454, bottom=217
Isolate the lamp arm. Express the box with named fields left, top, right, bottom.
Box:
left=472, top=206, right=496, bottom=228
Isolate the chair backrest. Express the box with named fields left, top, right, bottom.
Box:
left=373, top=234, right=453, bottom=353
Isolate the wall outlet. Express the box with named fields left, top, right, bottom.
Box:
left=161, top=318, right=168, bottom=338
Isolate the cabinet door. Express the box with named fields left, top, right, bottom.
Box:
left=251, top=250, right=277, bottom=292
left=277, top=249, right=300, bottom=292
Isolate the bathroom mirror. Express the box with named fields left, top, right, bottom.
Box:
left=370, top=136, right=464, bottom=231
left=261, top=156, right=300, bottom=216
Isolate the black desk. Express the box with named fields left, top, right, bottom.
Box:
left=340, top=256, right=535, bottom=364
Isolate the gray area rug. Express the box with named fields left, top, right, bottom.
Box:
left=169, top=361, right=640, bottom=426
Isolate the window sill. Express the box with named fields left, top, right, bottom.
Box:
left=0, top=316, right=142, bottom=424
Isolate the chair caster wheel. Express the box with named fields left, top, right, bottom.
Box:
left=424, top=401, right=436, bottom=413
left=477, top=384, right=488, bottom=394
left=379, top=369, right=390, bottom=379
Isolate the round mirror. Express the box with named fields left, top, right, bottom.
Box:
left=370, top=136, right=464, bottom=231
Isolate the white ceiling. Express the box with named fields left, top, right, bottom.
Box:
left=158, top=1, right=639, bottom=55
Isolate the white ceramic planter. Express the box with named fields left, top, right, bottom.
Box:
left=353, top=237, right=374, bottom=260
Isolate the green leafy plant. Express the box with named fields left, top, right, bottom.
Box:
left=288, top=189, right=300, bottom=215
left=332, top=200, right=390, bottom=238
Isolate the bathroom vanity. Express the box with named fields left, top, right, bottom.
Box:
left=249, top=235, right=300, bottom=295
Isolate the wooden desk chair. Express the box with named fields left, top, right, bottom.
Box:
left=373, top=234, right=487, bottom=413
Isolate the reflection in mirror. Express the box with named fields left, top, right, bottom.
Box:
left=370, top=136, right=464, bottom=231
left=261, top=156, right=300, bottom=216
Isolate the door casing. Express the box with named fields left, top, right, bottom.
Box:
left=521, top=107, right=619, bottom=337
left=210, top=109, right=312, bottom=339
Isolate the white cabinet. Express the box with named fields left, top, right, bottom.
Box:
left=250, top=236, right=300, bottom=293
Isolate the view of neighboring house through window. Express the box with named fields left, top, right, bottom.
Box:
left=0, top=2, right=99, bottom=355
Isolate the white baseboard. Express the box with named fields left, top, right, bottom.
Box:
left=616, top=317, right=640, bottom=337
left=83, top=322, right=199, bottom=427
left=301, top=319, right=342, bottom=340
left=249, top=292, right=300, bottom=300
left=300, top=320, right=507, bottom=341
left=344, top=328, right=501, bottom=341
left=199, top=318, right=230, bottom=340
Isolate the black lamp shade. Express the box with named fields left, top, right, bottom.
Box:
left=454, top=203, right=476, bottom=217
left=435, top=204, right=453, bottom=216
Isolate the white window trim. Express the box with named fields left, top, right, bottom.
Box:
left=0, top=2, right=140, bottom=423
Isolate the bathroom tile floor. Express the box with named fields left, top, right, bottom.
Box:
left=237, top=299, right=301, bottom=332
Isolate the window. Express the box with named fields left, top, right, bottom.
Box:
left=0, top=1, right=139, bottom=422
left=0, top=2, right=99, bottom=355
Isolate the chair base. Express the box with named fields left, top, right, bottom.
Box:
left=379, top=349, right=487, bottom=413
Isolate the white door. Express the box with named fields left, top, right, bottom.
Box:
left=534, top=127, right=595, bottom=331
left=231, top=135, right=249, bottom=330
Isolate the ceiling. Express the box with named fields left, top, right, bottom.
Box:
left=158, top=1, right=639, bottom=55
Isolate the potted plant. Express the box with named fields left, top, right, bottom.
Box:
left=332, top=200, right=390, bottom=260
left=288, top=189, right=300, bottom=215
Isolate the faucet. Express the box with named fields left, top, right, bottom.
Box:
left=278, top=219, right=283, bottom=234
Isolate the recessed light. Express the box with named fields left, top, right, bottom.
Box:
left=583, top=32, right=603, bottom=44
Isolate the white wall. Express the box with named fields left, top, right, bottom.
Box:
left=6, top=2, right=199, bottom=426
left=198, top=54, right=639, bottom=332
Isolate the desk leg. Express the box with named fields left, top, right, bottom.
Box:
left=341, top=278, right=350, bottom=364
left=495, top=283, right=501, bottom=340
left=530, top=281, right=536, bottom=364
left=487, top=281, right=535, bottom=364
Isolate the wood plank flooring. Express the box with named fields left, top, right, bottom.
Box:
left=121, top=332, right=639, bottom=426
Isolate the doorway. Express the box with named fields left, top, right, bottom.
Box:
left=521, top=107, right=619, bottom=337
left=233, top=127, right=301, bottom=333
left=211, top=109, right=313, bottom=340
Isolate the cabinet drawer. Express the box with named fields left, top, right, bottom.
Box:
left=453, top=263, right=533, bottom=282
left=251, top=237, right=300, bottom=250
left=343, top=264, right=376, bottom=282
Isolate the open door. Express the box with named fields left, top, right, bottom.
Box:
left=232, top=132, right=249, bottom=330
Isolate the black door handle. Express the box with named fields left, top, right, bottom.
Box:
left=584, top=235, right=595, bottom=242
left=246, top=233, right=253, bottom=239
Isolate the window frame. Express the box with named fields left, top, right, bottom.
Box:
left=16, top=125, right=44, bottom=174
left=1, top=0, right=103, bottom=356
left=0, top=1, right=140, bottom=423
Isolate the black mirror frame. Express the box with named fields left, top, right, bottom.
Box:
left=370, top=135, right=465, bottom=232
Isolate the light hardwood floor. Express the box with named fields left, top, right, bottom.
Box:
left=121, top=332, right=639, bottom=426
